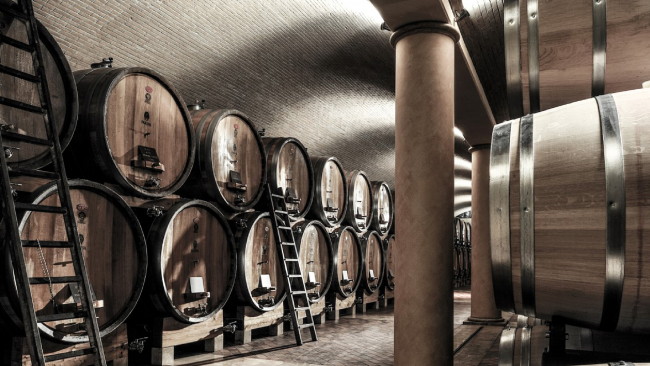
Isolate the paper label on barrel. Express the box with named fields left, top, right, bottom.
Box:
left=189, top=277, right=205, bottom=293
left=260, top=274, right=273, bottom=289
left=137, top=145, right=160, bottom=163
left=308, top=271, right=317, bottom=284
left=342, top=270, right=349, bottom=281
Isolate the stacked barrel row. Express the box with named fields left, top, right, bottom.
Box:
left=453, top=218, right=471, bottom=288
left=0, top=18, right=396, bottom=352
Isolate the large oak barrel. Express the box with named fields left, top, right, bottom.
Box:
left=229, top=211, right=286, bottom=312
left=370, top=181, right=394, bottom=235
left=498, top=320, right=548, bottom=366
left=384, top=235, right=395, bottom=291
left=343, top=170, right=373, bottom=233
left=180, top=108, right=266, bottom=212
left=0, top=12, right=77, bottom=169
left=330, top=226, right=363, bottom=297
left=0, top=180, right=147, bottom=343
left=307, top=157, right=348, bottom=227
left=490, top=88, right=650, bottom=333
left=263, top=137, right=314, bottom=220
left=292, top=220, right=334, bottom=303
left=359, top=231, right=385, bottom=295
left=64, top=66, right=195, bottom=198
left=139, top=200, right=236, bottom=323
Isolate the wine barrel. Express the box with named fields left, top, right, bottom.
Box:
left=343, top=170, right=373, bottom=233
left=359, top=231, right=385, bottom=295
left=64, top=66, right=195, bottom=198
left=308, top=157, right=348, bottom=227
left=490, top=88, right=650, bottom=333
left=498, top=320, right=548, bottom=366
left=229, top=211, right=286, bottom=312
left=0, top=180, right=147, bottom=343
left=292, top=220, right=334, bottom=303
left=330, top=226, right=363, bottom=297
left=140, top=200, right=236, bottom=323
left=384, top=235, right=395, bottom=291
left=180, top=108, right=266, bottom=212
left=0, top=12, right=77, bottom=169
left=370, top=181, right=393, bottom=235
left=263, top=137, right=314, bottom=220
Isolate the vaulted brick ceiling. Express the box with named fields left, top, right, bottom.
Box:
left=33, top=0, right=473, bottom=215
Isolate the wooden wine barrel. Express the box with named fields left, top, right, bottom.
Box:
left=229, top=211, right=286, bottom=312
left=308, top=156, right=348, bottom=227
left=180, top=108, right=266, bottom=212
left=498, top=320, right=548, bottom=366
left=0, top=180, right=147, bottom=343
left=359, top=231, right=385, bottom=295
left=64, top=66, right=195, bottom=198
left=370, top=181, right=393, bottom=235
left=292, top=220, right=334, bottom=303
left=343, top=170, right=373, bottom=233
left=384, top=235, right=395, bottom=291
left=490, top=88, right=650, bottom=333
left=330, top=226, right=363, bottom=297
left=140, top=200, right=236, bottom=324
left=263, top=137, right=314, bottom=220
left=0, top=13, right=77, bottom=169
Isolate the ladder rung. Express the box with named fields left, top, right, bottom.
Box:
left=0, top=65, right=40, bottom=83
left=278, top=226, right=291, bottom=230
left=2, top=131, right=53, bottom=146
left=288, top=275, right=302, bottom=278
left=37, top=311, right=87, bottom=323
left=22, top=240, right=73, bottom=248
left=299, top=323, right=315, bottom=329
left=8, top=167, right=58, bottom=179
left=285, top=259, right=299, bottom=262
left=29, top=276, right=81, bottom=285
left=275, top=210, right=288, bottom=214
left=281, top=242, right=296, bottom=246
left=271, top=193, right=284, bottom=199
left=0, top=97, right=46, bottom=114
left=44, top=348, right=95, bottom=362
left=0, top=6, right=29, bottom=21
left=291, top=291, right=307, bottom=295
left=0, top=34, right=35, bottom=52
left=14, top=202, right=66, bottom=214
left=294, top=307, right=311, bottom=312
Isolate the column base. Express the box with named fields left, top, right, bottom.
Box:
left=463, top=316, right=507, bottom=326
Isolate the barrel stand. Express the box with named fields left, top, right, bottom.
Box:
left=233, top=305, right=284, bottom=345
left=379, top=287, right=394, bottom=308
left=4, top=324, right=128, bottom=366
left=326, top=293, right=356, bottom=321
left=356, top=290, right=380, bottom=313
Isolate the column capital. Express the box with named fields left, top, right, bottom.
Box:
left=390, top=21, right=461, bottom=49
left=468, top=144, right=491, bottom=153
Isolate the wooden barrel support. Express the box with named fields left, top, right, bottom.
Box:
left=66, top=66, right=195, bottom=198
left=370, top=181, right=394, bottom=235
left=344, top=170, right=373, bottom=232
left=308, top=156, right=348, bottom=227
left=292, top=220, right=334, bottom=304
left=0, top=180, right=147, bottom=343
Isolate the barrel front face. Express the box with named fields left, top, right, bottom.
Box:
left=265, top=138, right=314, bottom=220
left=2, top=180, right=147, bottom=342
left=195, top=110, right=265, bottom=211
left=331, top=227, right=363, bottom=297
left=295, top=221, right=333, bottom=303
left=361, top=231, right=385, bottom=294
left=384, top=235, right=395, bottom=291
left=490, top=88, right=650, bottom=333
left=71, top=68, right=194, bottom=198
left=149, top=201, right=236, bottom=323
left=0, top=19, right=77, bottom=169
left=371, top=181, right=393, bottom=234
left=344, top=171, right=373, bottom=232
left=233, top=212, right=286, bottom=312
left=309, top=157, right=347, bottom=226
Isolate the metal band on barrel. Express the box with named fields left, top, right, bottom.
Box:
left=497, top=327, right=516, bottom=366
left=520, top=326, right=532, bottom=366
left=592, top=0, right=607, bottom=97
left=504, top=0, right=523, bottom=118
left=596, top=94, right=625, bottom=331
left=519, top=114, right=536, bottom=317
left=527, top=0, right=540, bottom=113
left=490, top=122, right=515, bottom=313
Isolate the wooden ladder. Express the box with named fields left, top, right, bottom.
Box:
left=265, top=184, right=318, bottom=346
left=0, top=1, right=106, bottom=365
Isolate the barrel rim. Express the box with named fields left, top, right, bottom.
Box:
left=330, top=226, right=363, bottom=297
left=201, top=109, right=267, bottom=212
left=78, top=67, right=196, bottom=198
left=343, top=170, right=374, bottom=232
left=292, top=220, right=334, bottom=303
left=146, top=199, right=237, bottom=324
left=360, top=230, right=386, bottom=294
left=263, top=137, right=315, bottom=220
left=5, top=19, right=78, bottom=170
left=3, top=179, right=147, bottom=343
left=231, top=211, right=287, bottom=312
left=307, top=156, right=348, bottom=227
left=370, top=181, right=394, bottom=234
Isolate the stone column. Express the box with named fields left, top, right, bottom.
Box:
left=465, top=145, right=504, bottom=325
left=392, top=22, right=460, bottom=366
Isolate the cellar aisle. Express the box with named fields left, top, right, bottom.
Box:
left=168, top=289, right=510, bottom=366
